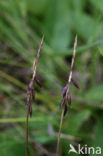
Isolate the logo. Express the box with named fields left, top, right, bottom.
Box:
left=68, top=144, right=77, bottom=154
left=68, top=144, right=102, bottom=155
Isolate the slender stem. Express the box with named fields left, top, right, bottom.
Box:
left=56, top=107, right=65, bottom=156
left=26, top=106, right=29, bottom=156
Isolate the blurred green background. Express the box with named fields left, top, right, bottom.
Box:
left=0, top=0, right=103, bottom=156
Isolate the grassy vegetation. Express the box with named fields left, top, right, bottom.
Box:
left=0, top=0, right=103, bottom=155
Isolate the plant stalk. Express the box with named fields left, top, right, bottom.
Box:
left=56, top=106, right=65, bottom=156
left=26, top=106, right=29, bottom=156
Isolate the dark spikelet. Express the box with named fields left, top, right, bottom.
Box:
left=71, top=78, right=79, bottom=89
left=26, top=80, right=33, bottom=106
left=28, top=79, right=33, bottom=90
left=60, top=96, right=66, bottom=108
left=31, top=88, right=35, bottom=101
left=63, top=104, right=67, bottom=116
left=67, top=93, right=71, bottom=107
left=35, top=76, right=42, bottom=87
left=26, top=91, right=31, bottom=106
left=62, top=84, right=68, bottom=97
left=29, top=105, right=32, bottom=117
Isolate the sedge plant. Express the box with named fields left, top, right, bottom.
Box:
left=56, top=35, right=79, bottom=156
left=25, top=35, right=44, bottom=156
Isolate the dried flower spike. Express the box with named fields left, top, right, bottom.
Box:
left=25, top=35, right=44, bottom=156
left=60, top=96, right=66, bottom=108
left=35, top=75, right=42, bottom=87
left=61, top=35, right=79, bottom=115
left=56, top=35, right=79, bottom=156
left=71, top=78, right=79, bottom=89
left=67, top=93, right=71, bottom=107
left=26, top=35, right=44, bottom=115
left=63, top=104, right=67, bottom=116
left=62, top=84, right=68, bottom=97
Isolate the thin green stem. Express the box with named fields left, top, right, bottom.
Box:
left=26, top=107, right=29, bottom=156
left=56, top=107, right=65, bottom=156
